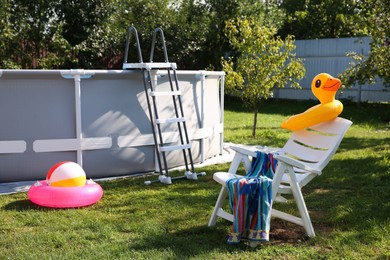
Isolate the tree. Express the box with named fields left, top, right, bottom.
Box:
left=278, top=0, right=367, bottom=39
left=49, top=0, right=114, bottom=69
left=203, top=0, right=285, bottom=70
left=99, top=0, right=213, bottom=69
left=340, top=0, right=390, bottom=87
left=1, top=0, right=58, bottom=68
left=0, top=0, right=17, bottom=68
left=0, top=0, right=286, bottom=70
left=222, top=18, right=305, bottom=137
left=0, top=0, right=114, bottom=69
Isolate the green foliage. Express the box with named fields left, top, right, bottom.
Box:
left=222, top=18, right=305, bottom=137
left=0, top=0, right=387, bottom=77
left=340, top=0, right=390, bottom=87
left=279, top=0, right=389, bottom=87
left=279, top=0, right=368, bottom=39
left=0, top=0, right=285, bottom=70
left=0, top=0, right=216, bottom=69
left=0, top=0, right=114, bottom=69
left=110, top=0, right=177, bottom=64
left=1, top=0, right=53, bottom=68
left=0, top=0, right=16, bottom=68
left=203, top=0, right=285, bottom=70
left=36, top=28, right=76, bottom=69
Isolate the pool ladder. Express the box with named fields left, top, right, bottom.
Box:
left=123, top=26, right=205, bottom=184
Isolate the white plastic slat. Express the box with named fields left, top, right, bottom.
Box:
left=0, top=141, right=27, bottom=153
left=156, top=117, right=186, bottom=124
left=291, top=130, right=339, bottom=149
left=283, top=140, right=328, bottom=163
left=160, top=144, right=191, bottom=152
left=309, top=117, right=352, bottom=135
left=150, top=90, right=181, bottom=96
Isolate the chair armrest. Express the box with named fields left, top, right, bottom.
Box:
left=274, top=154, right=321, bottom=175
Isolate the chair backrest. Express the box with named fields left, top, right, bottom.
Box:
left=281, top=117, right=352, bottom=172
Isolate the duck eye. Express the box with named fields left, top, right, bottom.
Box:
left=315, top=79, right=321, bottom=88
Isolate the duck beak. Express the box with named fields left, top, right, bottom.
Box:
left=323, top=77, right=341, bottom=91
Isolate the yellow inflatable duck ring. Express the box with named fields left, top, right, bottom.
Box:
left=281, top=73, right=343, bottom=131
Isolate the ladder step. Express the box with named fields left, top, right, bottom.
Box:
left=156, top=117, right=186, bottom=124
left=123, top=62, right=177, bottom=70
left=160, top=144, right=191, bottom=152
left=150, top=90, right=182, bottom=96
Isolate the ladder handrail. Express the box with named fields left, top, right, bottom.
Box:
left=123, top=26, right=198, bottom=183
left=149, top=28, right=169, bottom=62
left=124, top=26, right=143, bottom=63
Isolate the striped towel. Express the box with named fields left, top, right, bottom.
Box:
left=226, top=151, right=277, bottom=244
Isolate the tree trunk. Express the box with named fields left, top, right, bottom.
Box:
left=252, top=102, right=258, bottom=137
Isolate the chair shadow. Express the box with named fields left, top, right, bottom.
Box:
left=126, top=220, right=306, bottom=257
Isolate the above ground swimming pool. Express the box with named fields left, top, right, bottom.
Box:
left=0, top=69, right=224, bottom=182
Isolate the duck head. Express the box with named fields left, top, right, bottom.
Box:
left=311, top=73, right=341, bottom=104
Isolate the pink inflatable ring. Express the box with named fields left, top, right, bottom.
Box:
left=28, top=180, right=103, bottom=208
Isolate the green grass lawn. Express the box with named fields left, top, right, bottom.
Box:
left=0, top=98, right=389, bottom=259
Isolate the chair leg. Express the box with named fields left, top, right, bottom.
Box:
left=272, top=163, right=287, bottom=200
left=208, top=152, right=253, bottom=227
left=287, top=169, right=316, bottom=237
left=208, top=186, right=228, bottom=227
left=272, top=163, right=316, bottom=237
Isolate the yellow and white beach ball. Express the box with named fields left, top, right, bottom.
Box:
left=46, top=161, right=86, bottom=187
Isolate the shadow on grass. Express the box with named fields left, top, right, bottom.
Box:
left=125, top=217, right=307, bottom=258
left=225, top=96, right=390, bottom=126
left=2, top=199, right=39, bottom=211
left=126, top=224, right=241, bottom=257
left=2, top=199, right=105, bottom=211
left=296, top=153, right=389, bottom=238
left=338, top=136, right=390, bottom=153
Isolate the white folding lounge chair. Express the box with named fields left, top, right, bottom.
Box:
left=208, top=117, right=352, bottom=237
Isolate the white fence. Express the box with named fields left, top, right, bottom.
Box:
left=275, top=37, right=389, bottom=103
